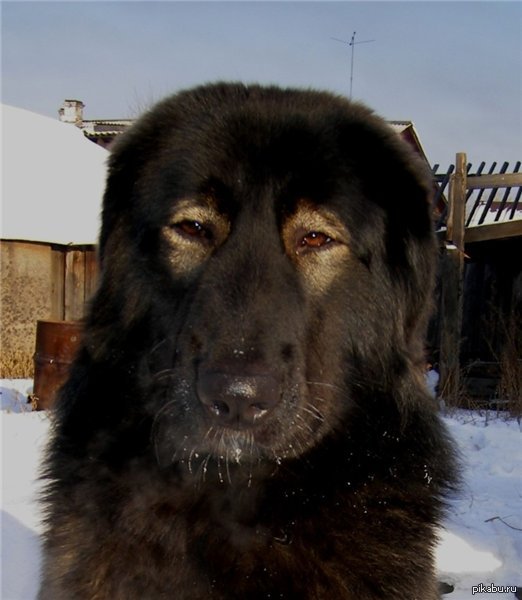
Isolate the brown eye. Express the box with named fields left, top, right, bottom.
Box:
left=173, top=220, right=211, bottom=240
left=300, top=231, right=333, bottom=249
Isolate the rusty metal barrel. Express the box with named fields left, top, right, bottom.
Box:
left=32, top=320, right=82, bottom=410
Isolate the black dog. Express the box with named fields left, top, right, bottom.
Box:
left=39, top=83, right=456, bottom=599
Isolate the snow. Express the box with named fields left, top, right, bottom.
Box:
left=1, top=379, right=521, bottom=599
left=437, top=413, right=522, bottom=598
left=1, top=104, right=108, bottom=245
left=1, top=380, right=49, bottom=600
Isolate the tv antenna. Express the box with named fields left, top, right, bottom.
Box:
left=331, top=32, right=375, bottom=99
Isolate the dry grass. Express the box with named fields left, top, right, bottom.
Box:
left=439, top=364, right=475, bottom=411
left=0, top=350, right=34, bottom=379
left=496, top=315, right=522, bottom=417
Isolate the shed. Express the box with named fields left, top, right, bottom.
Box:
left=1, top=104, right=108, bottom=377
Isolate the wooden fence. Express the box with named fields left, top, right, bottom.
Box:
left=437, top=153, right=522, bottom=402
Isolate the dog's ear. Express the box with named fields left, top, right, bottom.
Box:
left=335, top=111, right=437, bottom=360
left=87, top=135, right=159, bottom=362
left=99, top=136, right=149, bottom=262
left=335, top=110, right=434, bottom=241
left=99, top=97, right=181, bottom=261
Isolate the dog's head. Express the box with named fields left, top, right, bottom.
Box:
left=83, top=83, right=436, bottom=467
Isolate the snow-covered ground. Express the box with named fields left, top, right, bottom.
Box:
left=1, top=379, right=521, bottom=599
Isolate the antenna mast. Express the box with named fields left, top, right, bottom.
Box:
left=331, top=32, right=375, bottom=99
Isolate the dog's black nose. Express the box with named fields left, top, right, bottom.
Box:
left=197, top=370, right=280, bottom=428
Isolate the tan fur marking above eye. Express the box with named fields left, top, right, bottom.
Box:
left=162, top=198, right=230, bottom=274
left=282, top=200, right=351, bottom=293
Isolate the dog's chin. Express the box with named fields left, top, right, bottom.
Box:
left=154, top=418, right=313, bottom=477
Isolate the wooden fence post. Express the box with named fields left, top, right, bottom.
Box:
left=440, top=152, right=467, bottom=404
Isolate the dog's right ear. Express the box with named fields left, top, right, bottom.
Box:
left=85, top=137, right=152, bottom=362
left=98, top=100, right=175, bottom=261
left=98, top=140, right=143, bottom=262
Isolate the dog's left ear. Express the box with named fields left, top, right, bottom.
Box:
left=384, top=146, right=437, bottom=356
left=344, top=119, right=434, bottom=241
left=337, top=116, right=437, bottom=354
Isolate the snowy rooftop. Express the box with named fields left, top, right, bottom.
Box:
left=1, top=104, right=108, bottom=245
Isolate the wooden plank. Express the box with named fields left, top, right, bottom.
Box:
left=446, top=153, right=467, bottom=249
left=439, top=153, right=466, bottom=404
left=465, top=220, right=522, bottom=243
left=467, top=172, right=522, bottom=190
left=64, top=250, right=86, bottom=320
left=50, top=248, right=65, bottom=320
left=439, top=248, right=465, bottom=402
left=84, top=250, right=99, bottom=306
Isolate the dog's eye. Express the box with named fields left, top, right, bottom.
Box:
left=172, top=220, right=212, bottom=240
left=298, top=231, right=333, bottom=252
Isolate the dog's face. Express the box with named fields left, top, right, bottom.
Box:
left=86, top=84, right=436, bottom=471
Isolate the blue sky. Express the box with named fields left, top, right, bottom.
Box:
left=2, top=1, right=521, bottom=168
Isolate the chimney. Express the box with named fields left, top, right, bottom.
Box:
left=58, top=99, right=85, bottom=126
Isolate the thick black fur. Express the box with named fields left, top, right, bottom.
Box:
left=39, top=83, right=457, bottom=599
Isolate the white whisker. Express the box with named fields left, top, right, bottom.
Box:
left=305, top=380, right=343, bottom=392
left=300, top=403, right=325, bottom=422
left=294, top=412, right=315, bottom=434
left=152, top=368, right=177, bottom=382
